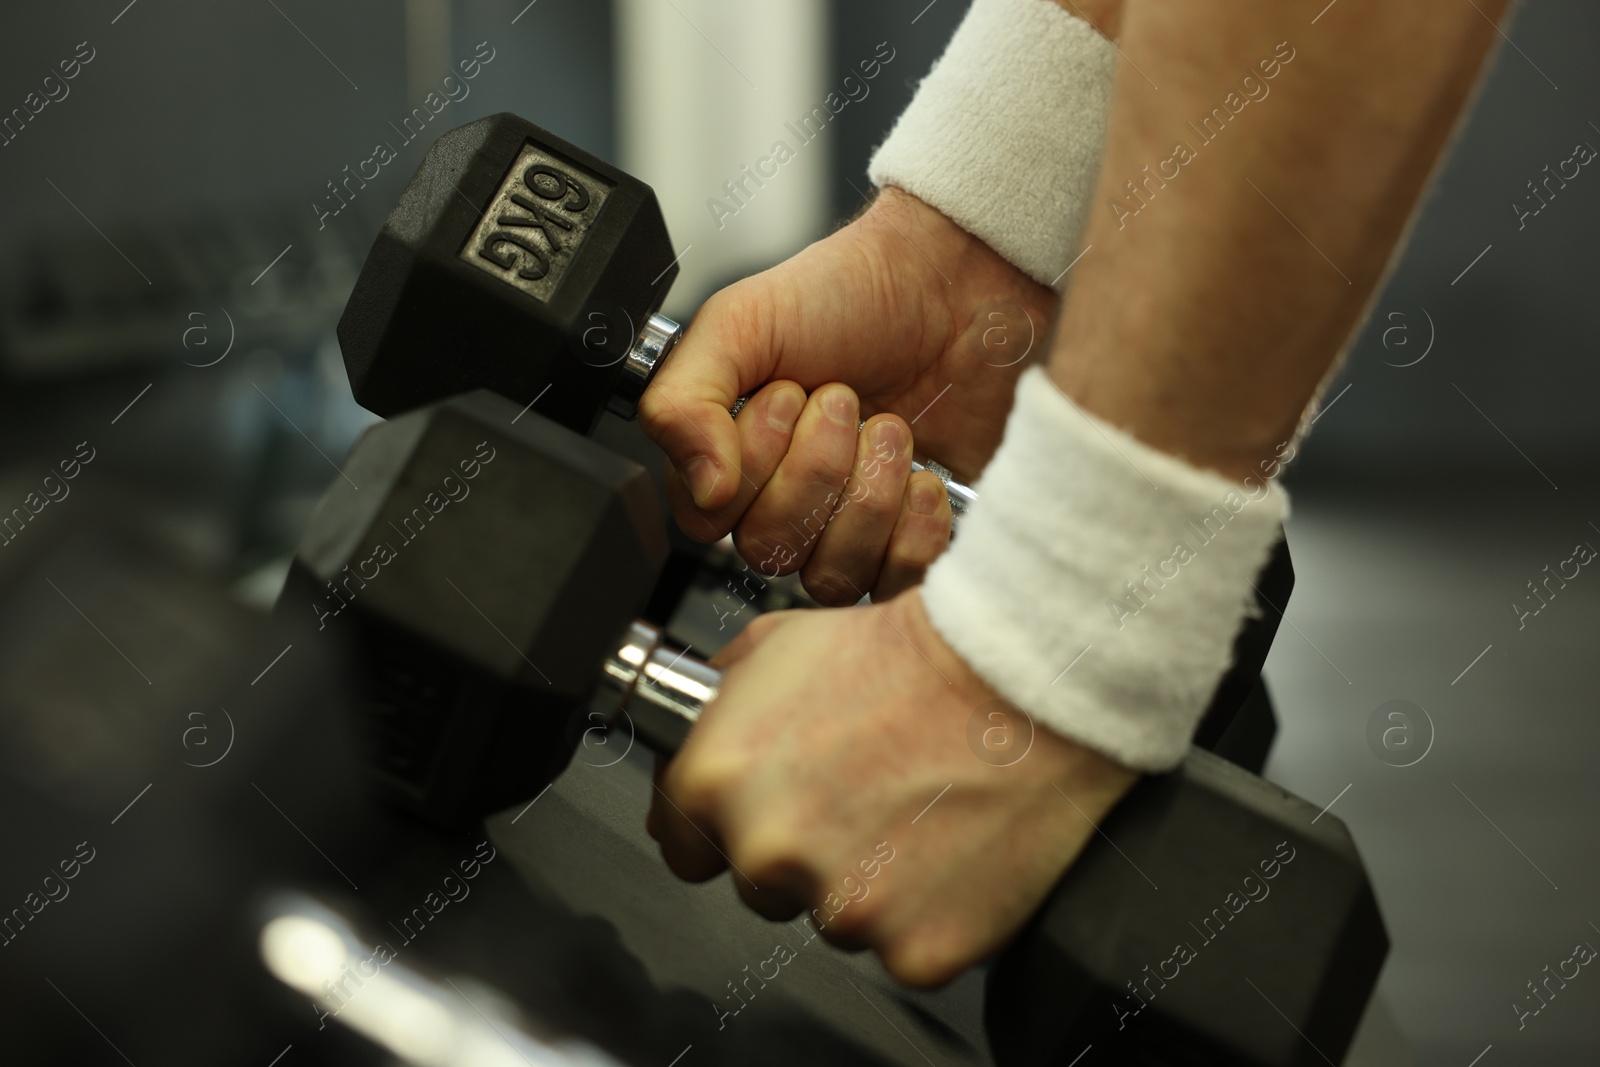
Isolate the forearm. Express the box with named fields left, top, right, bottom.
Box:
left=1051, top=0, right=1507, bottom=480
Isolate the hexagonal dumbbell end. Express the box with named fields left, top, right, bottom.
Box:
left=338, top=113, right=681, bottom=434
left=279, top=390, right=667, bottom=826
left=985, top=747, right=1388, bottom=1066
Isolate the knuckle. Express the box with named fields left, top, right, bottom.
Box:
left=700, top=282, right=749, bottom=324
left=785, top=455, right=851, bottom=503
left=731, top=610, right=783, bottom=648
left=733, top=525, right=803, bottom=576
left=790, top=418, right=858, bottom=479
left=665, top=470, right=732, bottom=542
left=675, top=504, right=731, bottom=544
left=668, top=752, right=742, bottom=816
left=635, top=392, right=675, bottom=443
left=888, top=532, right=944, bottom=571
left=736, top=834, right=811, bottom=892
left=644, top=799, right=664, bottom=841
left=779, top=486, right=848, bottom=550
left=660, top=843, right=723, bottom=884
left=801, top=562, right=867, bottom=607
left=816, top=892, right=885, bottom=945
left=699, top=284, right=771, bottom=367
left=849, top=474, right=903, bottom=521
left=878, top=930, right=965, bottom=989
left=736, top=882, right=804, bottom=922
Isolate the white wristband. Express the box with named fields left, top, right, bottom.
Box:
left=920, top=370, right=1291, bottom=772
left=867, top=0, right=1115, bottom=286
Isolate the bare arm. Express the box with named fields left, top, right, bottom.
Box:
left=1052, top=0, right=1507, bottom=480
left=648, top=0, right=1517, bottom=992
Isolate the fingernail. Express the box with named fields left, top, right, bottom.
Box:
left=910, top=477, right=943, bottom=515
left=684, top=455, right=721, bottom=506
left=823, top=385, right=858, bottom=425
left=768, top=386, right=804, bottom=433
left=869, top=420, right=904, bottom=457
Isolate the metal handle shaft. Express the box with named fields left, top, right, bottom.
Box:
left=599, top=620, right=720, bottom=757
left=905, top=455, right=977, bottom=519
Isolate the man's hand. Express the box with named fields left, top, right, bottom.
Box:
left=645, top=591, right=1139, bottom=987
left=637, top=189, right=1055, bottom=605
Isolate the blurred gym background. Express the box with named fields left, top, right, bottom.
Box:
left=0, top=1, right=1594, bottom=1064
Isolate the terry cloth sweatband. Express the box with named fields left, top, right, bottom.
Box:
left=920, top=369, right=1291, bottom=772
left=868, top=0, right=1116, bottom=286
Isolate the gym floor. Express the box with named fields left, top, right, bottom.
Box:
left=1263, top=475, right=1600, bottom=1067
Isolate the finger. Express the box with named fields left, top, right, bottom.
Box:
left=833, top=846, right=981, bottom=988
left=876, top=915, right=988, bottom=989
left=637, top=291, right=775, bottom=510
left=805, top=869, right=889, bottom=954
left=872, top=471, right=953, bottom=602
left=644, top=757, right=667, bottom=841
left=732, top=384, right=860, bottom=577
left=650, top=757, right=729, bottom=883
left=658, top=611, right=796, bottom=862
left=729, top=838, right=814, bottom=922
left=800, top=415, right=914, bottom=606
left=663, top=381, right=805, bottom=543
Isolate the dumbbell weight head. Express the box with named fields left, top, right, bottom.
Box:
left=340, top=114, right=991, bottom=519
left=338, top=113, right=680, bottom=434
left=278, top=390, right=666, bottom=825
left=985, top=748, right=1387, bottom=1066
left=283, top=380, right=1289, bottom=824
left=600, top=630, right=1386, bottom=1067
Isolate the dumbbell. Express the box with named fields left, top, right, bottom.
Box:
left=278, top=390, right=1384, bottom=1066
left=333, top=109, right=1295, bottom=764
left=336, top=111, right=980, bottom=515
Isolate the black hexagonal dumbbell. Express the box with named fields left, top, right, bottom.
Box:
left=984, top=750, right=1388, bottom=1067
left=338, top=113, right=679, bottom=436
left=336, top=111, right=993, bottom=518
left=278, top=389, right=670, bottom=824
left=278, top=390, right=1383, bottom=1065
left=333, top=111, right=1293, bottom=770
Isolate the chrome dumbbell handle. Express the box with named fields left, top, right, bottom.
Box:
left=605, top=313, right=685, bottom=420
left=908, top=455, right=978, bottom=518
left=600, top=620, right=719, bottom=756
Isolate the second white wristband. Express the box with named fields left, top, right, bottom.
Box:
left=920, top=369, right=1291, bottom=772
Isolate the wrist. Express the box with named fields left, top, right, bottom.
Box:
left=885, top=585, right=975, bottom=683
left=859, top=185, right=986, bottom=284
left=1048, top=352, right=1304, bottom=484
left=893, top=588, right=1142, bottom=802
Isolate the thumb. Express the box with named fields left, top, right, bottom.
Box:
left=638, top=290, right=777, bottom=511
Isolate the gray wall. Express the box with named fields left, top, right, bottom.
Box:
left=1297, top=0, right=1600, bottom=484
left=0, top=0, right=614, bottom=260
